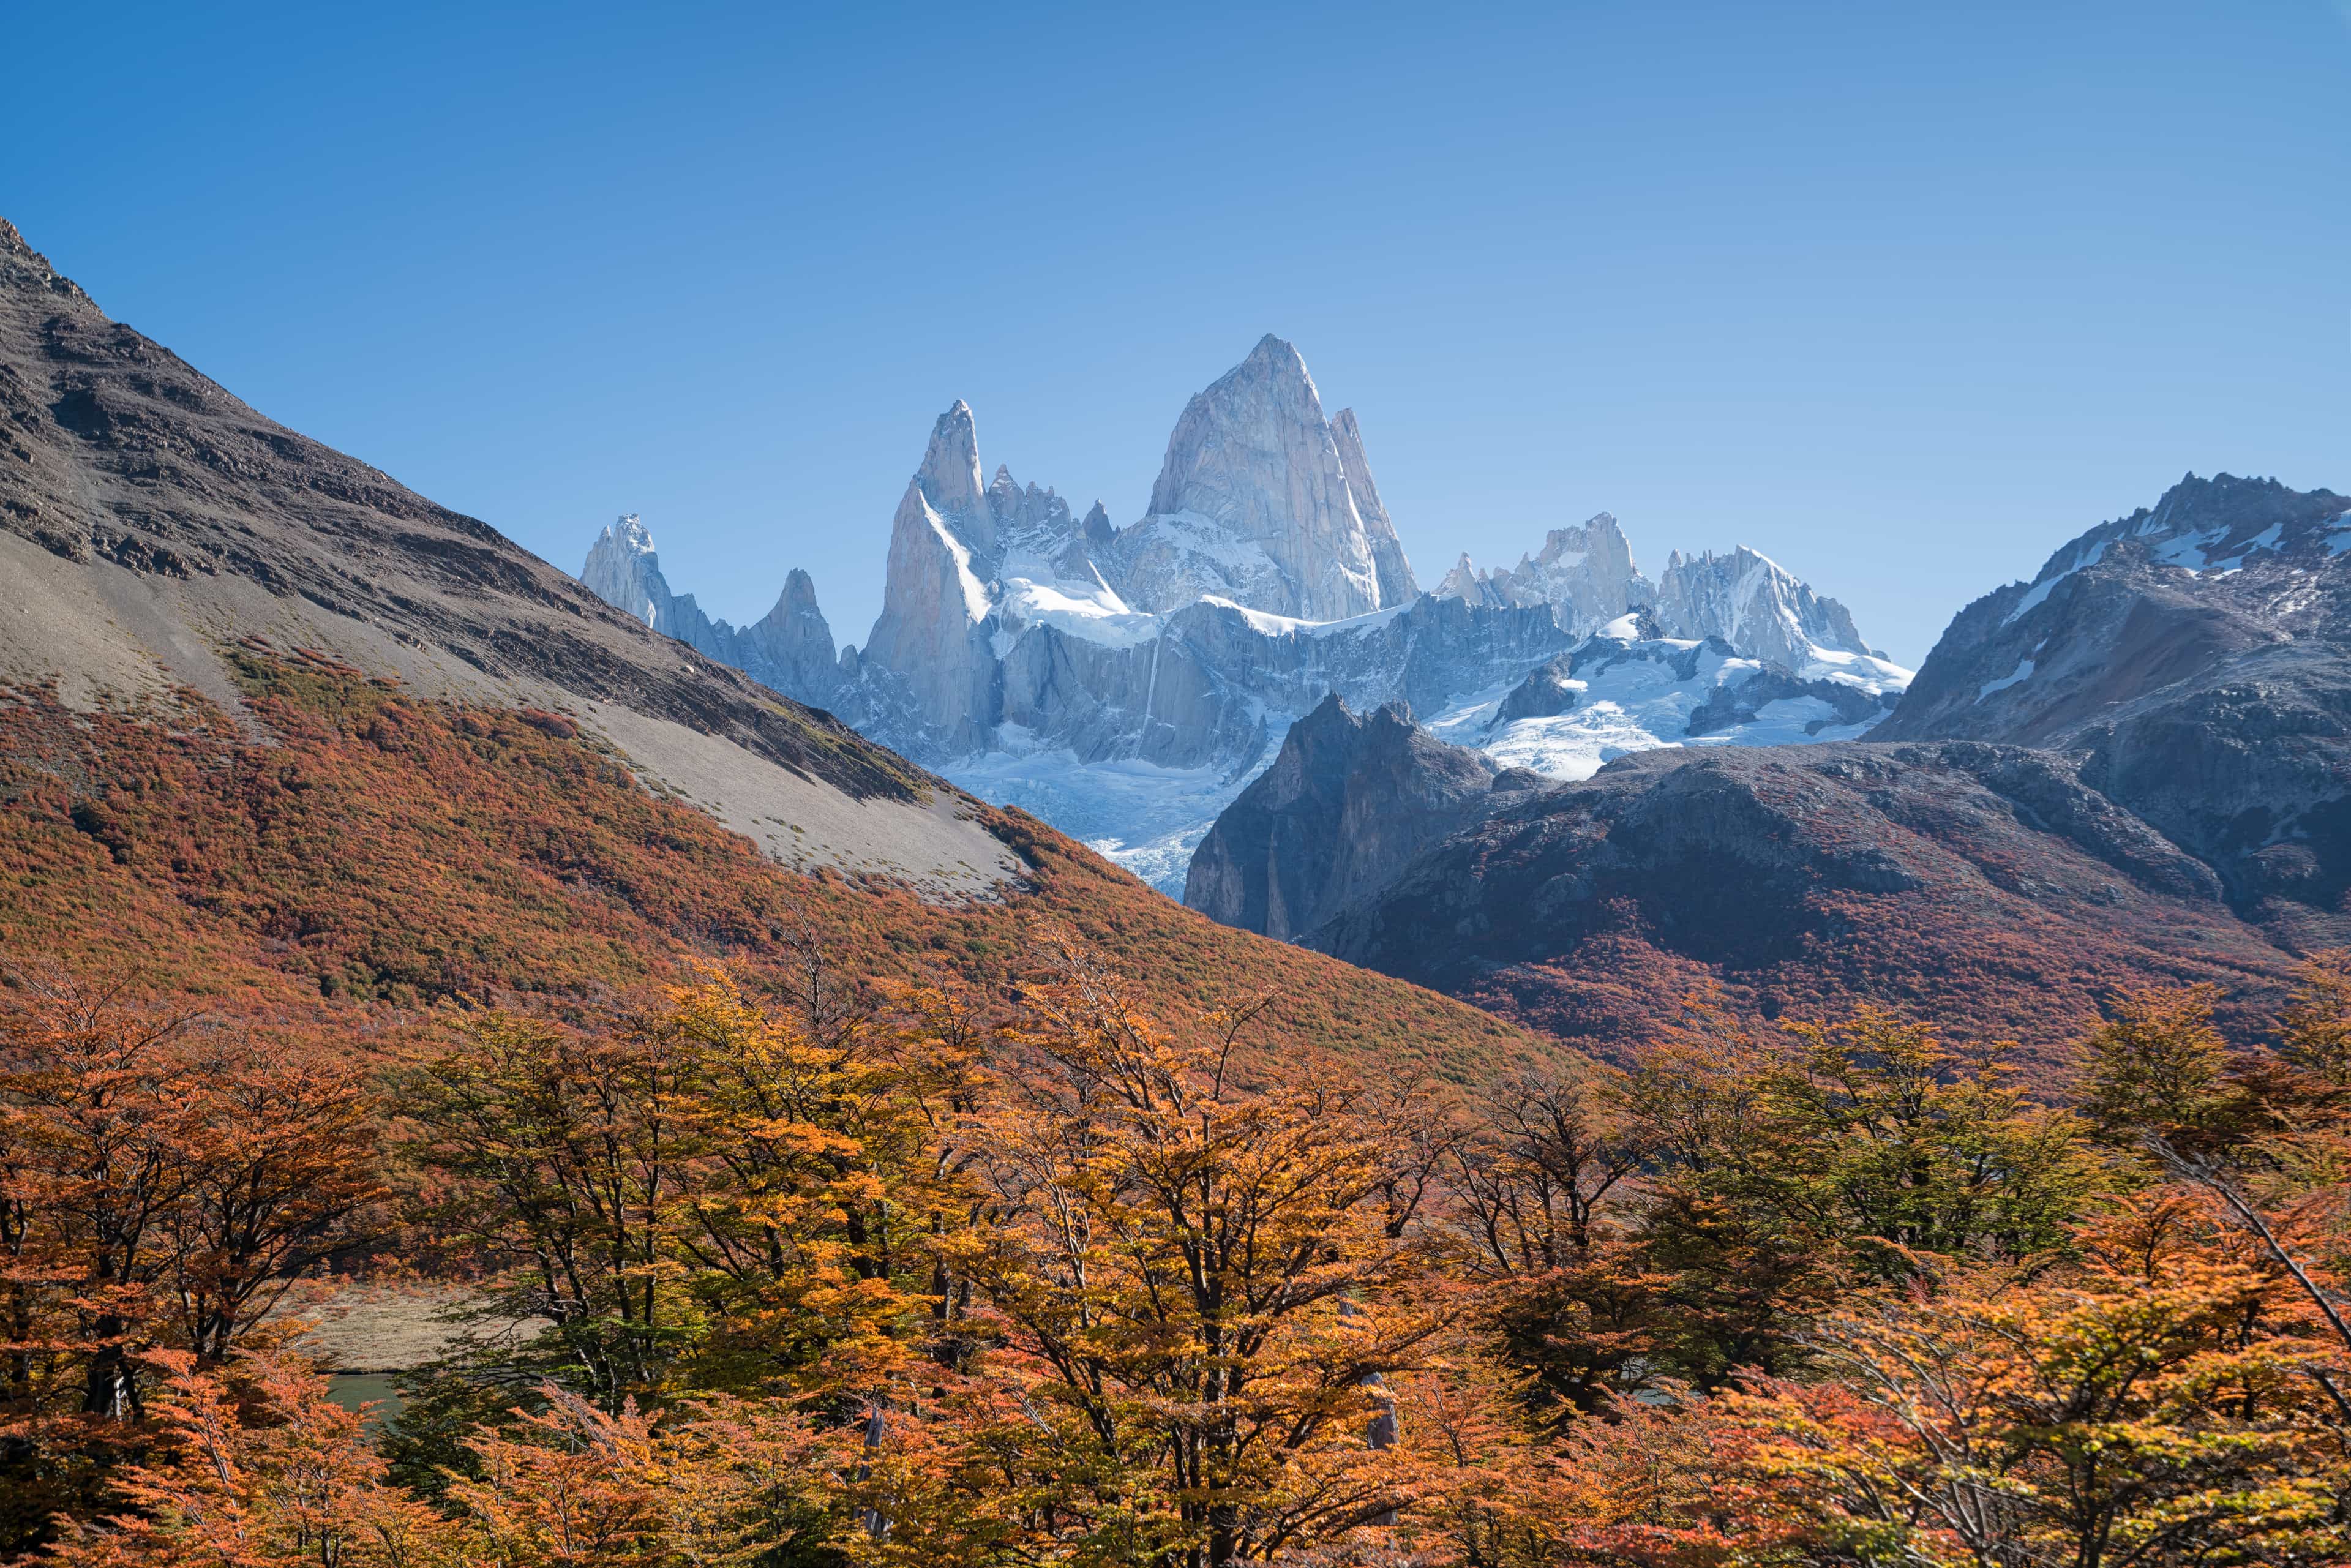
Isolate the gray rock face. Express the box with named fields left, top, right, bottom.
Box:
left=812, top=344, right=1530, bottom=772
left=1433, top=552, right=1490, bottom=604
left=1434, top=520, right=1888, bottom=686
left=1441, top=512, right=1649, bottom=633
left=859, top=404, right=1011, bottom=755
left=970, top=593, right=1586, bottom=773
left=841, top=405, right=1137, bottom=755
left=1651, top=546, right=1877, bottom=671
left=1489, top=652, right=1584, bottom=726
left=579, top=516, right=844, bottom=710
left=1112, top=336, right=1408, bottom=620
left=1329, top=407, right=1419, bottom=607
left=1185, top=694, right=1540, bottom=939
left=580, top=514, right=670, bottom=626
left=737, top=569, right=843, bottom=708
left=1876, top=472, right=2351, bottom=926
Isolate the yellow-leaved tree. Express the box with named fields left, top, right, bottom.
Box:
left=918, top=942, right=1459, bottom=1567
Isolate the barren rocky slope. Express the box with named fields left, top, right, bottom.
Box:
left=0, top=216, right=1013, bottom=892
left=1305, top=737, right=2295, bottom=1071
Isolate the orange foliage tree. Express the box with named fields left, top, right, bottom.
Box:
left=920, top=943, right=1460, bottom=1566
left=0, top=973, right=383, bottom=1549
left=1714, top=970, right=2351, bottom=1568
left=37, top=1348, right=443, bottom=1568
left=1731, top=1244, right=2347, bottom=1567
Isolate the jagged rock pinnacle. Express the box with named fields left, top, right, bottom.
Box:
left=1120, top=337, right=1404, bottom=620
left=917, top=401, right=985, bottom=519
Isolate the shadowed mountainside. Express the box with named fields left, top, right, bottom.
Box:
left=1185, top=694, right=1543, bottom=940
left=1303, top=736, right=2297, bottom=1076
left=1876, top=473, right=2351, bottom=937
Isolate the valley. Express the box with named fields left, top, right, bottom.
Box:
left=1, top=205, right=2345, bottom=1565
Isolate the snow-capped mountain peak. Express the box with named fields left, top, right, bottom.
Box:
left=1329, top=406, right=1418, bottom=606
left=1434, top=552, right=1488, bottom=603
left=1455, top=511, right=1649, bottom=632
left=577, top=514, right=844, bottom=709
left=1112, top=335, right=1410, bottom=621
left=916, top=399, right=987, bottom=523
left=580, top=514, right=669, bottom=627
left=1652, top=544, right=1885, bottom=677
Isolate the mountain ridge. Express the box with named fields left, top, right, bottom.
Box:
left=1182, top=471, right=2351, bottom=1068
left=578, top=339, right=1909, bottom=890
left=0, top=214, right=1024, bottom=893
left=1876, top=470, right=2351, bottom=926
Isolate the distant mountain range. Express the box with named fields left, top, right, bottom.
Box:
left=1190, top=471, right=2351, bottom=1071
left=579, top=336, right=1908, bottom=889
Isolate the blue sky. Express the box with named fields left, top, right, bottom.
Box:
left=4, top=1, right=2345, bottom=664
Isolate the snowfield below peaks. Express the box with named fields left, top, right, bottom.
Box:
left=1431, top=631, right=1902, bottom=784
left=939, top=623, right=1911, bottom=898
left=994, top=578, right=1160, bottom=650
left=1475, top=696, right=1887, bottom=782
left=1793, top=645, right=1912, bottom=694
left=944, top=746, right=1280, bottom=895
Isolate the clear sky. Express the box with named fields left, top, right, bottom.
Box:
left=4, top=1, right=2345, bottom=664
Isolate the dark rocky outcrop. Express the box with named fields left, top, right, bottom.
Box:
left=1490, top=655, right=1584, bottom=726
left=1302, top=737, right=2290, bottom=1070
left=1185, top=695, right=1540, bottom=940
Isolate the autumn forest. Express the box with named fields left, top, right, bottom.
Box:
left=4, top=911, right=2350, bottom=1565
